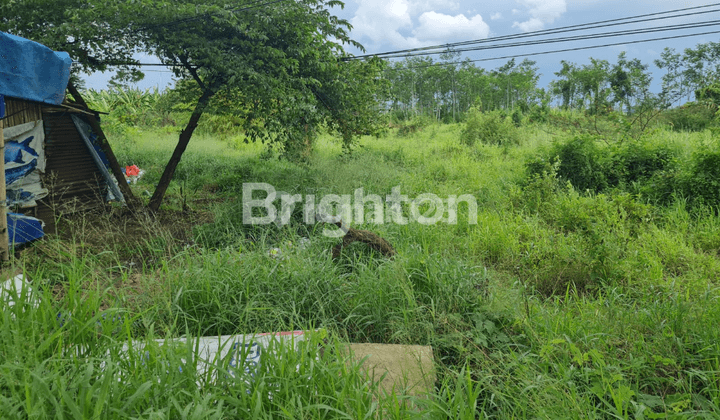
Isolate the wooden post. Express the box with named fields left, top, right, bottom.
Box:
left=0, top=118, right=9, bottom=260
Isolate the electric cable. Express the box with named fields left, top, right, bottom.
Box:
left=344, top=2, right=720, bottom=60
left=391, top=28, right=720, bottom=71
left=373, top=19, right=720, bottom=60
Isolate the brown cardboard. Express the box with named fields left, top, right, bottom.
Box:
left=346, top=343, right=435, bottom=397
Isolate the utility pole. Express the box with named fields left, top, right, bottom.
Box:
left=0, top=116, right=8, bottom=261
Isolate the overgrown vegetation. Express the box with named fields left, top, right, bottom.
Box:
left=3, top=14, right=720, bottom=416
left=460, top=108, right=520, bottom=147
left=3, top=106, right=719, bottom=417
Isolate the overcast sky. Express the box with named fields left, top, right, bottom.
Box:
left=83, top=0, right=720, bottom=93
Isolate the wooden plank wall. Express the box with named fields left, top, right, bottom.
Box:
left=3, top=97, right=42, bottom=127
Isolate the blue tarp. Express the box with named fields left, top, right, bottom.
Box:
left=7, top=212, right=44, bottom=245
left=0, top=32, right=72, bottom=105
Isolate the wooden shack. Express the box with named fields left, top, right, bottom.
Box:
left=1, top=31, right=133, bottom=249
left=3, top=97, right=125, bottom=233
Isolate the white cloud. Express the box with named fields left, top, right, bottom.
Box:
left=490, top=12, right=502, bottom=20
left=351, top=0, right=416, bottom=48
left=513, top=17, right=544, bottom=32
left=512, top=0, right=567, bottom=32
left=350, top=0, right=488, bottom=49
left=408, top=0, right=459, bottom=15
left=414, top=12, right=490, bottom=42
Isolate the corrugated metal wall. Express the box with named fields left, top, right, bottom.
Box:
left=37, top=111, right=108, bottom=232
left=2, top=97, right=109, bottom=233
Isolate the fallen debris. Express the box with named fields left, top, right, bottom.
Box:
left=0, top=273, right=39, bottom=309
left=330, top=220, right=397, bottom=259
left=123, top=165, right=145, bottom=184
left=119, top=330, right=321, bottom=383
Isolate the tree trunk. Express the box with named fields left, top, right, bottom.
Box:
left=148, top=87, right=216, bottom=212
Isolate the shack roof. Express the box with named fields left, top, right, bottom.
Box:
left=0, top=31, right=72, bottom=105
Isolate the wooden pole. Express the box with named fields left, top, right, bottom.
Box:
left=0, top=117, right=9, bottom=260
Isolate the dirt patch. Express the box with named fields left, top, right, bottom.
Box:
left=344, top=343, right=435, bottom=397
left=51, top=206, right=214, bottom=260
left=13, top=204, right=215, bottom=310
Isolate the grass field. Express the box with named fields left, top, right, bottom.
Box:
left=1, top=120, right=719, bottom=418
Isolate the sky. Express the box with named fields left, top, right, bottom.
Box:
left=83, top=0, right=720, bottom=95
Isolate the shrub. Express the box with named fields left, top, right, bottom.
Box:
left=549, top=136, right=613, bottom=193
left=638, top=147, right=720, bottom=211
left=518, top=157, right=563, bottom=214
left=511, top=108, right=523, bottom=127
left=615, top=142, right=677, bottom=185
left=661, top=103, right=717, bottom=132
left=395, top=115, right=432, bottom=137
left=637, top=169, right=681, bottom=206
left=525, top=136, right=684, bottom=201
left=686, top=150, right=720, bottom=210
left=460, top=109, right=520, bottom=147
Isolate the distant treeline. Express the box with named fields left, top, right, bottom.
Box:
left=380, top=41, right=720, bottom=123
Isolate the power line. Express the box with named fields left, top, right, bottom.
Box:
left=344, top=2, right=720, bottom=61
left=375, top=18, right=720, bottom=60
left=391, top=29, right=720, bottom=71
left=84, top=3, right=720, bottom=74
left=91, top=23, right=720, bottom=70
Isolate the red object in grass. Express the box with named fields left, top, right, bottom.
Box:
left=125, top=165, right=140, bottom=177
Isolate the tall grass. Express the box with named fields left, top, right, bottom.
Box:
left=4, top=117, right=720, bottom=417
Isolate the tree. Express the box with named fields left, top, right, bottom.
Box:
left=610, top=52, right=652, bottom=115
left=510, top=59, right=540, bottom=112
left=551, top=60, right=578, bottom=109
left=655, top=42, right=720, bottom=105
left=654, top=47, right=684, bottom=106
left=131, top=0, right=385, bottom=211
left=4, top=0, right=386, bottom=212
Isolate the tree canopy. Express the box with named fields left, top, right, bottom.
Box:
left=1, top=0, right=386, bottom=211
left=0, top=0, right=145, bottom=82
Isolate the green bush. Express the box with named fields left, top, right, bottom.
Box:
left=460, top=109, right=520, bottom=146
left=686, top=149, right=720, bottom=210
left=661, top=103, right=717, bottom=131
left=511, top=108, right=523, bottom=127
left=526, top=136, right=680, bottom=198
left=637, top=169, right=680, bottom=206
left=615, top=142, right=677, bottom=185
left=537, top=136, right=613, bottom=193
left=637, top=147, right=720, bottom=210
left=395, top=114, right=432, bottom=137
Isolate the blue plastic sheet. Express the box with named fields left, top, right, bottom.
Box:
left=7, top=212, right=44, bottom=245
left=0, top=32, right=72, bottom=105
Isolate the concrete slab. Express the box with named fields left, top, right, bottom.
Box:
left=345, top=343, right=435, bottom=397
